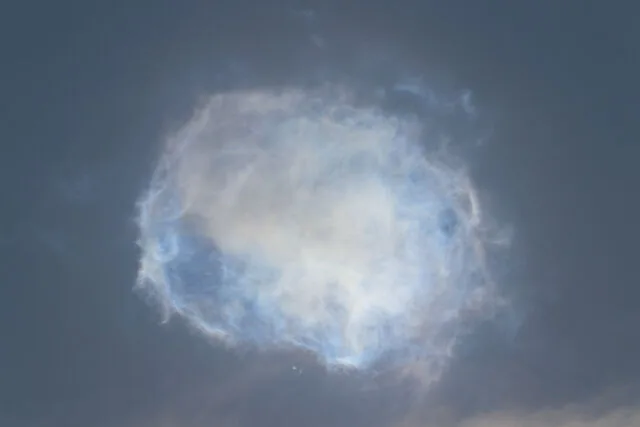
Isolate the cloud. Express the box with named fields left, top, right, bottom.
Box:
left=459, top=406, right=640, bottom=427
left=104, top=382, right=640, bottom=427
left=135, top=85, right=504, bottom=374
left=396, top=386, right=640, bottom=427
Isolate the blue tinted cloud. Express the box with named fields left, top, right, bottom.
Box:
left=135, top=84, right=503, bottom=373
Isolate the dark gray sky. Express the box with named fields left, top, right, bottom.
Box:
left=1, top=1, right=639, bottom=426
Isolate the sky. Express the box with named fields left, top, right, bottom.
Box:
left=1, top=1, right=639, bottom=426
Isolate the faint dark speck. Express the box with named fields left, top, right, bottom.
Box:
left=439, top=208, right=459, bottom=238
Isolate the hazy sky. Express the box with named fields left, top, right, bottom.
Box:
left=1, top=1, right=639, bottom=426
